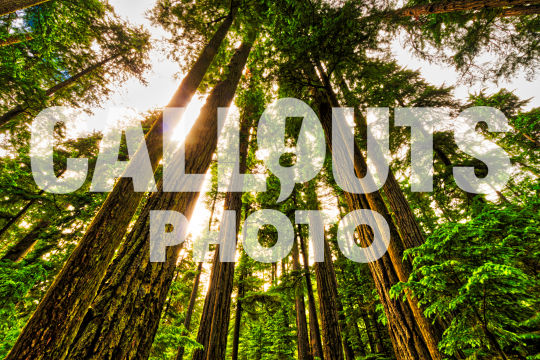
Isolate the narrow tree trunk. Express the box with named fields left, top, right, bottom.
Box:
left=359, top=311, right=376, bottom=353
left=66, top=36, right=253, bottom=360
left=0, top=53, right=121, bottom=128
left=293, top=239, right=312, bottom=360
left=353, top=322, right=367, bottom=356
left=0, top=33, right=33, bottom=47
left=231, top=260, right=246, bottom=360
left=175, top=262, right=203, bottom=360
left=192, top=72, right=257, bottom=360
left=0, top=193, right=41, bottom=239
left=393, top=0, right=540, bottom=17
left=370, top=310, right=389, bottom=355
left=0, top=0, right=51, bottom=16
left=5, top=14, right=237, bottom=360
left=1, top=219, right=49, bottom=262
left=297, top=224, right=325, bottom=360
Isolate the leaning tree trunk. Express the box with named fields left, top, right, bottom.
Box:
left=175, top=262, right=203, bottom=360
left=66, top=37, right=254, bottom=360
left=0, top=193, right=41, bottom=240
left=317, top=65, right=445, bottom=359
left=0, top=0, right=51, bottom=16
left=4, top=13, right=237, bottom=360
left=0, top=53, right=121, bottom=128
left=292, top=239, right=313, bottom=360
left=1, top=219, right=49, bottom=262
left=192, top=76, right=256, bottom=360
left=392, top=0, right=540, bottom=17
left=314, top=86, right=441, bottom=360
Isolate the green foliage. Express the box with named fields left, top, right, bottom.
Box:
left=392, top=188, right=540, bottom=358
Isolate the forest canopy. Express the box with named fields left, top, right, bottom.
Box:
left=0, top=0, right=538, bottom=360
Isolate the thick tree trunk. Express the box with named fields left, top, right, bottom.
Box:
left=5, top=14, right=237, bottom=360
left=1, top=219, right=49, bottom=262
left=202, top=114, right=252, bottom=360
left=0, top=53, right=121, bottom=128
left=297, top=225, right=325, bottom=360
left=175, top=262, right=203, bottom=360
left=293, top=240, right=312, bottom=360
left=314, top=239, right=344, bottom=360
left=0, top=0, right=50, bottom=16
left=393, top=0, right=540, bottom=17
left=192, top=74, right=255, bottom=360
left=314, top=85, right=441, bottom=360
left=66, top=37, right=253, bottom=360
left=318, top=65, right=445, bottom=359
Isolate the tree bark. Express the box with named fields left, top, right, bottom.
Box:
left=0, top=33, right=33, bottom=47
left=231, top=259, right=246, bottom=360
left=360, top=311, right=376, bottom=353
left=1, top=219, right=49, bottom=262
left=293, top=239, right=313, bottom=360
left=393, top=0, right=540, bottom=17
left=66, top=36, right=253, bottom=360
left=5, top=14, right=237, bottom=360
left=313, top=85, right=441, bottom=360
left=318, top=65, right=445, bottom=359
left=0, top=0, right=51, bottom=16
left=175, top=262, right=203, bottom=360
left=192, top=72, right=256, bottom=360
left=297, top=224, right=325, bottom=360
left=313, top=238, right=344, bottom=360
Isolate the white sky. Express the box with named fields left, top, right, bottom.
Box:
left=104, top=0, right=539, bottom=113
left=99, top=0, right=538, bottom=258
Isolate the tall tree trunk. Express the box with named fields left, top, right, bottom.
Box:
left=353, top=322, right=367, bottom=356
left=201, top=116, right=252, bottom=360
left=0, top=0, right=50, bottom=16
left=5, top=14, right=237, bottom=360
left=176, top=187, right=219, bottom=360
left=66, top=36, right=253, bottom=360
left=370, top=310, right=390, bottom=355
left=360, top=311, right=376, bottom=353
left=1, top=219, right=49, bottom=262
left=0, top=53, right=121, bottom=128
left=231, top=257, right=246, bottom=360
left=192, top=73, right=256, bottom=360
left=392, top=0, right=540, bottom=17
left=175, top=262, right=203, bottom=360
left=297, top=224, right=325, bottom=360
left=293, top=239, right=312, bottom=360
